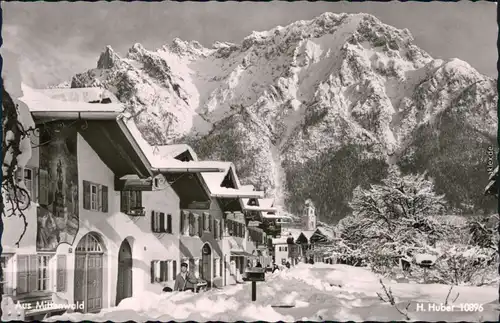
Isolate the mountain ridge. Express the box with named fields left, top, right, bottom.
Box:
left=64, top=12, right=497, bottom=223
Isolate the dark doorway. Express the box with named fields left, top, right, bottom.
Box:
left=201, top=243, right=212, bottom=288
left=116, top=239, right=133, bottom=305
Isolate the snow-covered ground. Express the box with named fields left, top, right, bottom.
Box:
left=48, top=263, right=498, bottom=322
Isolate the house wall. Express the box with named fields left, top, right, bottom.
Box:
left=2, top=131, right=181, bottom=311
left=274, top=243, right=289, bottom=265
left=179, top=198, right=225, bottom=287
left=69, top=134, right=181, bottom=307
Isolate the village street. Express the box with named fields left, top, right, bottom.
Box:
left=48, top=263, right=498, bottom=322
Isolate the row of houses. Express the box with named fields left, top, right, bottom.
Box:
left=1, top=85, right=289, bottom=317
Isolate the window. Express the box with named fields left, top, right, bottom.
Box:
left=23, top=168, right=35, bottom=200
left=150, top=260, right=173, bottom=283
left=83, top=180, right=108, bottom=213
left=17, top=254, right=54, bottom=294
left=120, top=191, right=143, bottom=216
left=37, top=255, right=51, bottom=291
left=151, top=212, right=172, bottom=233
left=90, top=184, right=98, bottom=211
left=151, top=211, right=166, bottom=233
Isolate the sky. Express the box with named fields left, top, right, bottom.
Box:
left=2, top=1, right=497, bottom=88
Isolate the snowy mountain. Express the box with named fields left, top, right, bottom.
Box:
left=67, top=12, right=497, bottom=223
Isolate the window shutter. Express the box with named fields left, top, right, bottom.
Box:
left=56, top=255, right=67, bottom=292
left=101, top=185, right=108, bottom=213
left=150, top=261, right=155, bottom=283
left=201, top=214, right=206, bottom=231
left=120, top=192, right=127, bottom=213
left=180, top=211, right=184, bottom=234
left=159, top=212, right=165, bottom=233
left=167, top=214, right=172, bottom=234
left=39, top=169, right=49, bottom=206
left=172, top=260, right=177, bottom=278
left=83, top=180, right=91, bottom=210
left=198, top=215, right=203, bottom=237
left=28, top=255, right=38, bottom=293
left=136, top=191, right=142, bottom=208
left=151, top=211, right=156, bottom=232
left=16, top=255, right=29, bottom=294
left=209, top=214, right=213, bottom=232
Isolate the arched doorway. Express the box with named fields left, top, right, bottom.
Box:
left=74, top=232, right=105, bottom=313
left=116, top=239, right=132, bottom=305
left=201, top=243, right=212, bottom=288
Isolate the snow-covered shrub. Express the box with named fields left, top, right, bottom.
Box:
left=431, top=244, right=496, bottom=286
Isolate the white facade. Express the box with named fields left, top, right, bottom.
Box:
left=274, top=243, right=289, bottom=265
left=2, top=130, right=181, bottom=314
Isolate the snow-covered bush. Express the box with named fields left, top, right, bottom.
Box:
left=431, top=244, right=496, bottom=286
left=334, top=166, right=497, bottom=286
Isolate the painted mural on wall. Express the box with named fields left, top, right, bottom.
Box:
left=37, top=123, right=79, bottom=251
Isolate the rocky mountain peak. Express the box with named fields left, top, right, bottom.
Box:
left=66, top=12, right=497, bottom=223
left=97, top=45, right=120, bottom=69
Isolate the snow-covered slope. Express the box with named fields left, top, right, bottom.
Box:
left=67, top=12, right=497, bottom=223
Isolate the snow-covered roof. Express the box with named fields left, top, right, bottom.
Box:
left=151, top=144, right=199, bottom=161
left=286, top=228, right=303, bottom=240
left=315, top=227, right=336, bottom=240
left=298, top=230, right=315, bottom=242
left=35, top=87, right=119, bottom=104
left=120, top=116, right=222, bottom=172
left=199, top=162, right=263, bottom=198
left=272, top=237, right=288, bottom=245
left=20, top=84, right=123, bottom=115
left=262, top=213, right=293, bottom=220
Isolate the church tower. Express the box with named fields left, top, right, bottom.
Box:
left=302, top=199, right=316, bottom=231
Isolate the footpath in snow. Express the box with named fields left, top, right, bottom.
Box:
left=48, top=263, right=498, bottom=322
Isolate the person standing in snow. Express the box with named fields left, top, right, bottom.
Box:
left=174, top=262, right=198, bottom=292
left=285, top=261, right=291, bottom=269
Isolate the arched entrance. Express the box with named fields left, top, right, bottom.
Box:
left=116, top=239, right=133, bottom=305
left=201, top=243, right=212, bottom=288
left=74, top=232, right=105, bottom=313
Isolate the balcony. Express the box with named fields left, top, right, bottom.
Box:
left=125, top=206, right=145, bottom=217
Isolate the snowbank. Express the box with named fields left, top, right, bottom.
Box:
left=48, top=263, right=498, bottom=322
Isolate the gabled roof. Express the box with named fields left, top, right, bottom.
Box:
left=21, top=84, right=152, bottom=178
left=35, top=87, right=119, bottom=104
left=151, top=144, right=198, bottom=162
left=296, top=230, right=315, bottom=243
left=312, top=227, right=336, bottom=242
left=200, top=162, right=263, bottom=198
left=121, top=117, right=223, bottom=173
left=21, top=84, right=123, bottom=117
